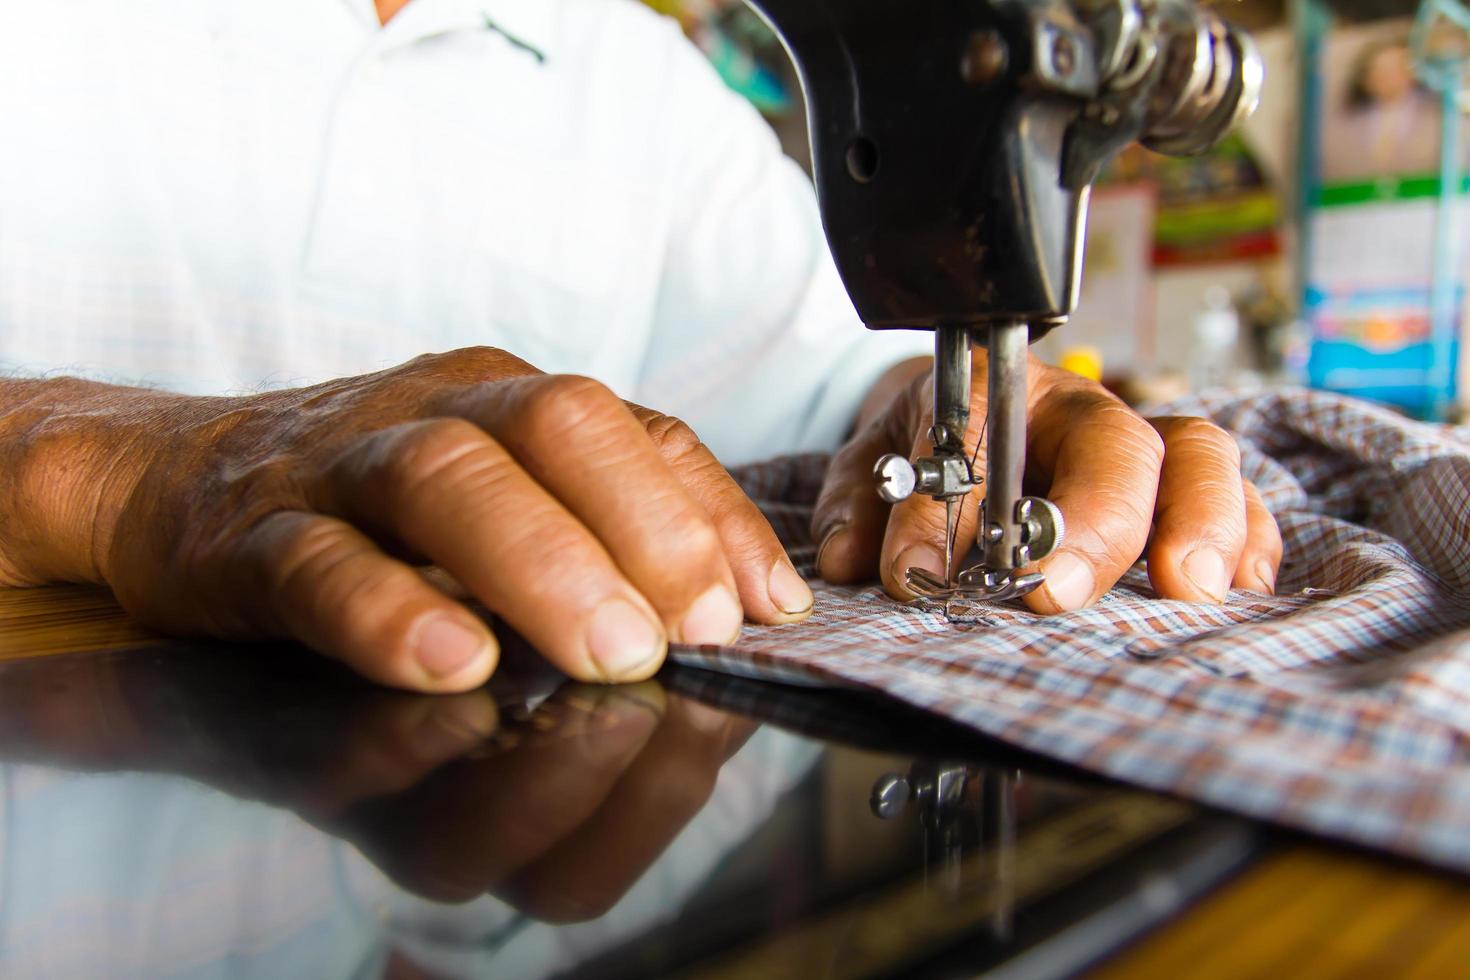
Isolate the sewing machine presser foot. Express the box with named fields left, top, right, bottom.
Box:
left=905, top=566, right=1047, bottom=605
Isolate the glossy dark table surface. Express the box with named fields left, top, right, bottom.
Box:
left=0, top=633, right=1262, bottom=980
left=11, top=587, right=1470, bottom=979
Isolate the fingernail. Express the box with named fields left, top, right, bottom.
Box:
left=415, top=616, right=493, bottom=680
left=1040, top=552, right=1095, bottom=611
left=1254, top=558, right=1277, bottom=595
left=816, top=524, right=849, bottom=573
left=677, top=699, right=733, bottom=737
left=587, top=599, right=666, bottom=680
left=417, top=696, right=497, bottom=760
left=574, top=695, right=659, bottom=757
left=892, top=544, right=946, bottom=594
left=768, top=559, right=815, bottom=616
left=442, top=693, right=496, bottom=733
left=681, top=585, right=744, bottom=645
left=1182, top=548, right=1230, bottom=602
left=607, top=681, right=666, bottom=720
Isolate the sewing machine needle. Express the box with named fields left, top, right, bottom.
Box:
left=944, top=497, right=955, bottom=590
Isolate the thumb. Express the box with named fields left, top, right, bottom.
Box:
left=812, top=398, right=916, bottom=584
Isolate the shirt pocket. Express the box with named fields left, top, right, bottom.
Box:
left=467, top=161, right=668, bottom=373
left=303, top=96, right=666, bottom=374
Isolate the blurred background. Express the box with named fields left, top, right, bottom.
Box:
left=642, top=0, right=1470, bottom=420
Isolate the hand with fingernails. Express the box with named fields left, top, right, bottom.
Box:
left=0, top=348, right=814, bottom=693
left=814, top=351, right=1283, bottom=613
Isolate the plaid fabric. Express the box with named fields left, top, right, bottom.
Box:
left=674, top=389, right=1470, bottom=872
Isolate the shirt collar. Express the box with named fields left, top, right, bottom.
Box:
left=375, top=0, right=555, bottom=60
left=477, top=0, right=555, bottom=58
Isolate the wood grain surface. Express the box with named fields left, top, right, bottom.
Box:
left=0, top=584, right=157, bottom=659
left=1088, top=844, right=1470, bottom=979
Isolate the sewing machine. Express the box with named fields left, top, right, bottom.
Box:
left=745, top=0, right=1262, bottom=603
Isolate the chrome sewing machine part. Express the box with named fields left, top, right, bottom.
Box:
left=875, top=323, right=1065, bottom=606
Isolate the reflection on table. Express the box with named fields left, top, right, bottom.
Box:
left=0, top=640, right=1254, bottom=979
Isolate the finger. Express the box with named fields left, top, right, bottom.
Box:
left=630, top=404, right=814, bottom=624
left=1145, top=417, right=1248, bottom=603
left=813, top=418, right=893, bottom=585
left=242, top=511, right=499, bottom=692
left=1023, top=390, right=1166, bottom=614
left=1233, top=479, right=1283, bottom=594
left=878, top=395, right=987, bottom=600
left=450, top=377, right=750, bottom=642
left=502, top=692, right=752, bottom=921
left=811, top=391, right=914, bottom=585
left=313, top=419, right=667, bottom=683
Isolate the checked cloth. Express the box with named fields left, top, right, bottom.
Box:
left=674, top=389, right=1470, bottom=872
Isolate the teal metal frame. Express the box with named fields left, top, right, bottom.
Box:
left=1412, top=0, right=1469, bottom=420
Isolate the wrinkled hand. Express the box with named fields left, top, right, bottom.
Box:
left=813, top=353, right=1282, bottom=612
left=9, top=349, right=814, bottom=692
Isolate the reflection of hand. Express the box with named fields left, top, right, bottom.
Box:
left=335, top=684, right=755, bottom=920
left=0, top=650, right=753, bottom=921
left=1, top=348, right=813, bottom=693
left=814, top=353, right=1283, bottom=611
left=0, top=648, right=502, bottom=813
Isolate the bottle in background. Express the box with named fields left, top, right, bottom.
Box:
left=1189, top=286, right=1241, bottom=391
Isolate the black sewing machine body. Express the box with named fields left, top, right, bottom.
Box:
left=744, top=0, right=1261, bottom=339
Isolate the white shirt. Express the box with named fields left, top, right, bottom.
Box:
left=0, top=0, right=927, bottom=464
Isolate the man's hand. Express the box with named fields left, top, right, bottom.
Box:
left=0, top=349, right=814, bottom=692
left=813, top=352, right=1283, bottom=611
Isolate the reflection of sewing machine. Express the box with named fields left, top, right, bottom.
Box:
left=658, top=667, right=1262, bottom=978
left=746, top=0, right=1262, bottom=603
left=873, top=764, right=1022, bottom=937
